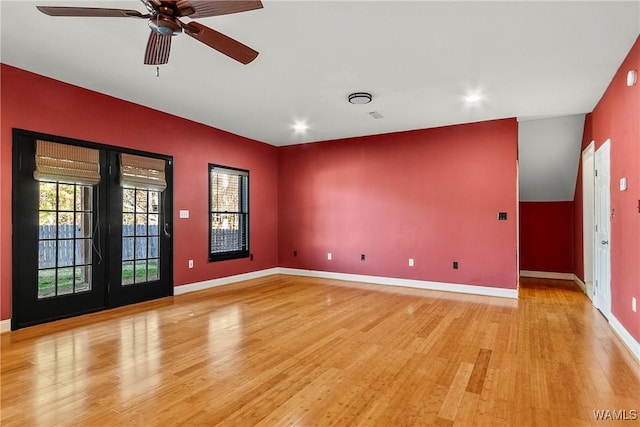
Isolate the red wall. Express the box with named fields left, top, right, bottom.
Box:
left=278, top=119, right=519, bottom=290
left=573, top=36, right=640, bottom=342
left=0, top=64, right=279, bottom=321
left=520, top=201, right=574, bottom=273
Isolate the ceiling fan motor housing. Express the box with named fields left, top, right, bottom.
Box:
left=148, top=12, right=182, bottom=36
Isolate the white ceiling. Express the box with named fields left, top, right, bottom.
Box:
left=1, top=0, right=639, bottom=148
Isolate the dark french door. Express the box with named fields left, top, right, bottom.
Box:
left=12, top=129, right=173, bottom=330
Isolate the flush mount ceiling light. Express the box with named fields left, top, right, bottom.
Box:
left=627, top=70, right=638, bottom=87
left=348, top=92, right=372, bottom=105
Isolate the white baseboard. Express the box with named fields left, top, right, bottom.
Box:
left=573, top=275, right=586, bottom=292
left=279, top=268, right=518, bottom=299
left=0, top=319, right=10, bottom=333
left=520, top=270, right=575, bottom=280
left=173, top=267, right=280, bottom=295
left=609, top=314, right=640, bottom=365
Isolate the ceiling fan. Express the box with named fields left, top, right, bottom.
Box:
left=36, top=0, right=263, bottom=65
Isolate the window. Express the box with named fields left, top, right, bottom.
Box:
left=209, top=164, right=249, bottom=261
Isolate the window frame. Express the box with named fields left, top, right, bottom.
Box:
left=208, top=164, right=250, bottom=262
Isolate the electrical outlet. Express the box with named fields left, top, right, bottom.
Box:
left=633, top=297, right=637, bottom=313
left=361, top=254, right=366, bottom=261
left=327, top=252, right=332, bottom=260
left=453, top=261, right=458, bottom=269
left=188, top=259, right=194, bottom=269
left=293, top=250, right=297, bottom=257
left=409, top=258, right=414, bottom=267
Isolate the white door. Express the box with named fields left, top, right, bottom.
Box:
left=594, top=139, right=611, bottom=319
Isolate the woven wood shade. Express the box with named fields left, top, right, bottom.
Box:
left=34, top=140, right=101, bottom=185
left=120, top=153, right=167, bottom=191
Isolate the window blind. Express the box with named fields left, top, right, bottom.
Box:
left=119, top=153, right=167, bottom=191
left=34, top=140, right=101, bottom=185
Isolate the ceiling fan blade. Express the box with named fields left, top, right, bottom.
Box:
left=36, top=6, right=146, bottom=18
left=139, top=0, right=161, bottom=14
left=144, top=31, right=172, bottom=65
left=176, top=1, right=263, bottom=18
left=183, top=22, right=258, bottom=64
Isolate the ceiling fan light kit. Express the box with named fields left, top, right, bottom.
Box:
left=36, top=0, right=263, bottom=66
left=348, top=92, right=373, bottom=105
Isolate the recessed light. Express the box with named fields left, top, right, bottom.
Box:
left=464, top=93, right=482, bottom=103
left=292, top=121, right=309, bottom=132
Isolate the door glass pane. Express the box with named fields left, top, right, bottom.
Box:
left=148, top=259, right=159, bottom=282
left=57, top=213, right=74, bottom=237
left=76, top=239, right=92, bottom=265
left=57, top=267, right=74, bottom=295
left=39, top=240, right=56, bottom=269
left=136, top=214, right=147, bottom=236
left=75, top=185, right=92, bottom=211
left=75, top=266, right=91, bottom=293
left=38, top=182, right=93, bottom=299
left=123, top=214, right=134, bottom=236
left=149, top=192, right=160, bottom=213
left=148, top=214, right=159, bottom=233
left=122, top=238, right=134, bottom=261
left=135, top=260, right=147, bottom=283
left=135, top=237, right=148, bottom=259
left=122, top=261, right=134, bottom=285
left=58, top=184, right=75, bottom=211
left=39, top=182, right=57, bottom=210
left=149, top=237, right=159, bottom=258
left=58, top=240, right=74, bottom=267
left=123, top=189, right=135, bottom=213
left=136, top=190, right=148, bottom=213
left=38, top=269, right=56, bottom=299
left=75, top=213, right=92, bottom=238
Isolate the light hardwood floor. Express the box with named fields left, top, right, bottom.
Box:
left=1, top=275, right=639, bottom=426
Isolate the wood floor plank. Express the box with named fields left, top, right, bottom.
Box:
left=2, top=275, right=639, bottom=426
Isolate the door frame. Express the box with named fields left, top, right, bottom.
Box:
left=581, top=141, right=595, bottom=300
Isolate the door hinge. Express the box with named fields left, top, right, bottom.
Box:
left=595, top=169, right=598, bottom=177
left=595, top=224, right=598, bottom=232
left=109, top=165, right=112, bottom=176
left=108, top=225, right=111, bottom=235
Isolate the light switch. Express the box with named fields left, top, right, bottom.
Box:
left=620, top=177, right=627, bottom=191
left=179, top=210, right=190, bottom=219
